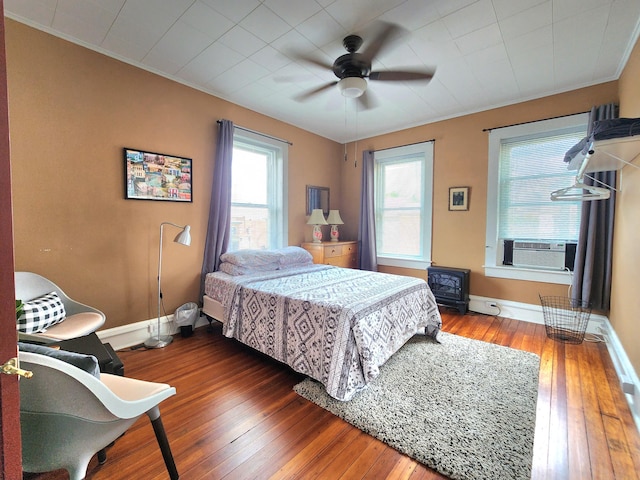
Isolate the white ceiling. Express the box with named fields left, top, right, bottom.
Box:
left=5, top=0, right=640, bottom=143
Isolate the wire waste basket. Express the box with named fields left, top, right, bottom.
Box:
left=539, top=295, right=592, bottom=344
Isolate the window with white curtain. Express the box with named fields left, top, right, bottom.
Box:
left=230, top=131, right=287, bottom=251
left=485, top=113, right=588, bottom=284
left=374, top=141, right=434, bottom=269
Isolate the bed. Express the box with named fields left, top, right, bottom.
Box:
left=202, top=247, right=442, bottom=401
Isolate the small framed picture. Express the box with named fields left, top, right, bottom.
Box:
left=449, top=187, right=469, bottom=211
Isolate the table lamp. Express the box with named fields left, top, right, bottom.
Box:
left=326, top=210, right=344, bottom=242
left=307, top=209, right=328, bottom=243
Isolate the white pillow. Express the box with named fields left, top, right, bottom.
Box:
left=277, top=246, right=313, bottom=267
left=218, top=262, right=280, bottom=276
left=219, top=249, right=281, bottom=268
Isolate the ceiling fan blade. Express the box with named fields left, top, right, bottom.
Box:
left=369, top=69, right=435, bottom=82
left=294, top=81, right=338, bottom=102
left=359, top=22, right=405, bottom=63
left=290, top=52, right=333, bottom=71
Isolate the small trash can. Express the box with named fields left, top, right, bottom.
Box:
left=539, top=295, right=591, bottom=344
left=174, top=302, right=199, bottom=338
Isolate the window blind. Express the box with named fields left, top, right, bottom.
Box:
left=498, top=128, right=586, bottom=241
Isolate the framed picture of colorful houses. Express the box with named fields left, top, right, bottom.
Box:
left=125, top=148, right=192, bottom=202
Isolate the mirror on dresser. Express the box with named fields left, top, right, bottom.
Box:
left=306, top=185, right=329, bottom=216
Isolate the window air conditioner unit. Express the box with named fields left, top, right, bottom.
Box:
left=503, top=240, right=576, bottom=271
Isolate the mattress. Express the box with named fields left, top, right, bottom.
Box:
left=204, top=264, right=441, bottom=401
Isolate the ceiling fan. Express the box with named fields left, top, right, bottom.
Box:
left=293, top=22, right=436, bottom=110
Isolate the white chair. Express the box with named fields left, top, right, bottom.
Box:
left=15, top=272, right=105, bottom=343
left=19, top=351, right=179, bottom=480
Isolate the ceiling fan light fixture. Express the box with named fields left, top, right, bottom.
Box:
left=338, top=77, right=367, bottom=98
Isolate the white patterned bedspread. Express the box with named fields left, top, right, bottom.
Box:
left=205, top=265, right=441, bottom=401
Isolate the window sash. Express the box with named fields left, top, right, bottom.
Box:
left=374, top=142, right=433, bottom=268
left=230, top=132, right=287, bottom=250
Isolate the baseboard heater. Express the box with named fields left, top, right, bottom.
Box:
left=503, top=240, right=576, bottom=271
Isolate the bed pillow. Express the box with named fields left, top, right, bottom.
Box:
left=18, top=342, right=100, bottom=378
left=277, top=246, right=313, bottom=268
left=16, top=291, right=66, bottom=334
left=218, top=262, right=278, bottom=276
left=219, top=249, right=281, bottom=269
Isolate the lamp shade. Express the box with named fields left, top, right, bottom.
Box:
left=307, top=209, right=328, bottom=225
left=338, top=77, right=367, bottom=98
left=326, top=210, right=344, bottom=225
left=173, top=225, right=191, bottom=246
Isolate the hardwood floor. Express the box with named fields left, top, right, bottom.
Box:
left=24, top=310, right=640, bottom=479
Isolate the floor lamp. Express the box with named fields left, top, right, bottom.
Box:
left=145, top=222, right=192, bottom=349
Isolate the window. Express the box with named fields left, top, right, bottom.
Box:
left=230, top=131, right=287, bottom=251
left=485, top=113, right=588, bottom=284
left=374, top=142, right=434, bottom=269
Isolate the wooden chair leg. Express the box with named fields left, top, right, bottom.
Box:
left=150, top=415, right=179, bottom=480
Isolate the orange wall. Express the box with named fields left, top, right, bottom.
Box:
left=611, top=36, right=640, bottom=375
left=6, top=20, right=342, bottom=329
left=340, top=83, right=619, bottom=306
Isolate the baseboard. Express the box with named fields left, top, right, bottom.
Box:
left=468, top=294, right=607, bottom=334
left=95, top=310, right=211, bottom=351
left=598, top=319, right=640, bottom=432
left=469, top=294, right=640, bottom=432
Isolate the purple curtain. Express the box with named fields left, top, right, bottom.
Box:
left=358, top=150, right=377, bottom=271
left=572, top=104, right=618, bottom=310
left=199, top=119, right=234, bottom=299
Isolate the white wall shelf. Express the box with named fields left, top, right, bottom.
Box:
left=568, top=135, right=640, bottom=173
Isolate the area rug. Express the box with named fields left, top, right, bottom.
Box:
left=294, top=332, right=540, bottom=480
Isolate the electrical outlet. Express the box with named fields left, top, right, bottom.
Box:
left=485, top=301, right=498, bottom=309
left=622, top=382, right=635, bottom=395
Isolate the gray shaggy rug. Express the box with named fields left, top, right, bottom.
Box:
left=294, top=332, right=540, bottom=480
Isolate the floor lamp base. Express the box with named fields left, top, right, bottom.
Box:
left=144, top=335, right=174, bottom=349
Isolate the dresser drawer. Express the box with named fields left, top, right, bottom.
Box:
left=301, top=241, right=358, bottom=269
left=324, top=253, right=358, bottom=268
left=342, top=243, right=356, bottom=255
left=326, top=253, right=358, bottom=268
left=325, top=256, right=345, bottom=267
left=324, top=245, right=343, bottom=258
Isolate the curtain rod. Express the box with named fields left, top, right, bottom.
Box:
left=372, top=138, right=436, bottom=153
left=217, top=120, right=293, bottom=146
left=482, top=111, right=589, bottom=132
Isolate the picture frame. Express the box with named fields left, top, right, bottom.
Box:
left=125, top=148, right=192, bottom=202
left=306, top=185, right=330, bottom=215
left=449, top=186, right=469, bottom=211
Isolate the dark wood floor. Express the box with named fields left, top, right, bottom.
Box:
left=24, top=310, right=640, bottom=479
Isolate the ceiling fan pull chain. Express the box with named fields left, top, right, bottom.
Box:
left=344, top=98, right=348, bottom=162
left=355, top=99, right=358, bottom=168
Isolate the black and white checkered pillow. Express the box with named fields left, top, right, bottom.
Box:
left=17, top=292, right=66, bottom=334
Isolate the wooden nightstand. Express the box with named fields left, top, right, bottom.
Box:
left=301, top=240, right=358, bottom=269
